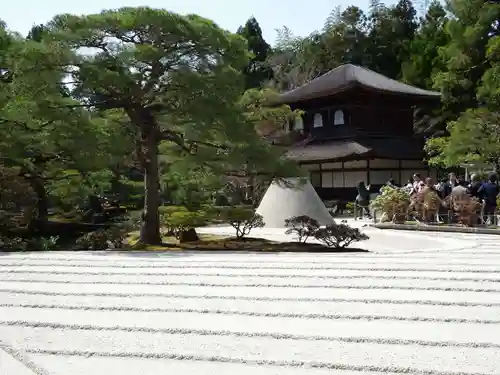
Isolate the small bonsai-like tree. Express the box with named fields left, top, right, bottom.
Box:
left=314, top=223, right=369, bottom=248
left=217, top=206, right=265, bottom=239
left=284, top=215, right=320, bottom=244
left=160, top=206, right=211, bottom=242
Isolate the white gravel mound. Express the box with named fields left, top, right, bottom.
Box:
left=256, top=178, right=334, bottom=227
left=0, top=231, right=499, bottom=374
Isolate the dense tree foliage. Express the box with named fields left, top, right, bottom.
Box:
left=426, top=0, right=500, bottom=171
left=0, top=9, right=299, bottom=245
left=237, top=17, right=273, bottom=89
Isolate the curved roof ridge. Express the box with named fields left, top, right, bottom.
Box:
left=351, top=64, right=440, bottom=97
left=275, top=64, right=441, bottom=105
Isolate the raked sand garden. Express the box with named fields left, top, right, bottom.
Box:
left=1, top=226, right=500, bottom=375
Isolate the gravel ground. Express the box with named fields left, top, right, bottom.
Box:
left=0, top=228, right=499, bottom=375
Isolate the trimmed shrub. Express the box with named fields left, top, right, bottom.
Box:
left=160, top=206, right=212, bottom=242
left=371, top=186, right=410, bottom=223
left=314, top=222, right=369, bottom=248
left=216, top=206, right=265, bottom=239
left=0, top=236, right=28, bottom=251
left=285, top=215, right=320, bottom=243
left=27, top=236, right=59, bottom=251
left=76, top=227, right=127, bottom=250
left=0, top=235, right=59, bottom=251
left=450, top=195, right=481, bottom=226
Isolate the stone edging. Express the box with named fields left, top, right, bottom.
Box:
left=371, top=223, right=500, bottom=235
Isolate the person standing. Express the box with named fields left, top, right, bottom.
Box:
left=443, top=172, right=458, bottom=198
left=478, top=173, right=500, bottom=225
left=435, top=178, right=448, bottom=199
left=412, top=173, right=425, bottom=195
left=355, top=181, right=372, bottom=219
left=451, top=176, right=468, bottom=197
left=468, top=174, right=483, bottom=199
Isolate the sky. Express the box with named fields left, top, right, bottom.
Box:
left=2, top=0, right=398, bottom=45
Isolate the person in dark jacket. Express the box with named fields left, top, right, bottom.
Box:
left=442, top=172, right=458, bottom=198
left=478, top=173, right=500, bottom=224
left=355, top=181, right=371, bottom=219
left=467, top=174, right=483, bottom=200
left=435, top=178, right=448, bottom=200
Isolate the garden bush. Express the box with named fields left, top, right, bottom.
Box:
left=216, top=206, right=265, bottom=239
left=408, top=187, right=443, bottom=222
left=450, top=194, right=481, bottom=226
left=0, top=236, right=28, bottom=251
left=371, top=186, right=410, bottom=223
left=160, top=206, right=212, bottom=242
left=76, top=227, right=127, bottom=250
left=0, top=235, right=59, bottom=251
left=314, top=222, right=369, bottom=248
left=26, top=236, right=59, bottom=251
left=284, top=215, right=320, bottom=243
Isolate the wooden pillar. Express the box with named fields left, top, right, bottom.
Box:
left=398, top=160, right=402, bottom=185
left=367, top=159, right=371, bottom=185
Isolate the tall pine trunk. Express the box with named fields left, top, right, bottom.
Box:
left=31, top=177, right=48, bottom=223
left=24, top=173, right=48, bottom=232
left=139, top=130, right=162, bottom=245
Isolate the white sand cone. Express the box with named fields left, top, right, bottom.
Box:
left=256, top=178, right=335, bottom=228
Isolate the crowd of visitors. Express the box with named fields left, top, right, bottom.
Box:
left=355, top=172, right=500, bottom=225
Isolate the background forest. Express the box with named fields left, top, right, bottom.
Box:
left=0, top=0, right=499, bottom=249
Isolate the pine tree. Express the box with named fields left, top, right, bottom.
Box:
left=237, top=17, right=273, bottom=89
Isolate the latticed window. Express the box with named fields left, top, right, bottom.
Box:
left=313, top=113, right=323, bottom=128
left=294, top=116, right=304, bottom=132
left=333, top=110, right=344, bottom=125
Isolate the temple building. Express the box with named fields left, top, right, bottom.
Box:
left=274, top=64, right=441, bottom=201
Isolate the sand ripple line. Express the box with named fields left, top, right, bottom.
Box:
left=2, top=320, right=498, bottom=349
left=5, top=272, right=498, bottom=283
left=22, top=348, right=490, bottom=375
left=0, top=265, right=500, bottom=276
left=1, top=279, right=499, bottom=293
left=1, top=288, right=499, bottom=307
left=2, top=265, right=499, bottom=272
left=2, top=303, right=499, bottom=324
left=4, top=252, right=500, bottom=262
left=0, top=341, right=49, bottom=375
left=2, top=260, right=499, bottom=268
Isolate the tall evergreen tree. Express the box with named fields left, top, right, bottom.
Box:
left=326, top=6, right=369, bottom=66
left=27, top=24, right=47, bottom=42
left=403, top=0, right=449, bottom=90
left=426, top=0, right=500, bottom=172
left=237, top=17, right=273, bottom=89
left=433, top=0, right=500, bottom=116
left=403, top=1, right=450, bottom=136
left=367, top=0, right=418, bottom=78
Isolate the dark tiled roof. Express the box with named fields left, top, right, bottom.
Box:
left=286, top=138, right=424, bottom=162
left=276, top=64, right=441, bottom=104
left=286, top=141, right=370, bottom=162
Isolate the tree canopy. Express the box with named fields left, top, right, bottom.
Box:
left=1, top=9, right=301, bottom=245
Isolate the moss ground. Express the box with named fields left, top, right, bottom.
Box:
left=125, top=230, right=367, bottom=253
